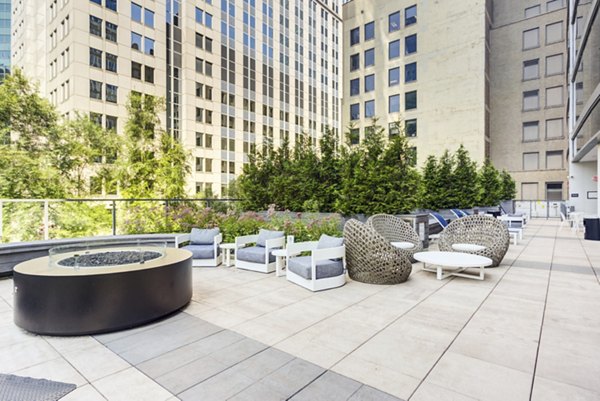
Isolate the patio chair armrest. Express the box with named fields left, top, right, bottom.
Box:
left=312, top=245, right=345, bottom=262
left=175, top=234, right=190, bottom=248
left=265, top=236, right=286, bottom=251
left=287, top=241, right=318, bottom=255
left=235, top=234, right=258, bottom=248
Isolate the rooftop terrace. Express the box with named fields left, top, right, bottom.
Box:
left=1, top=219, right=599, bottom=401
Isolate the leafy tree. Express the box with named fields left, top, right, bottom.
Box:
left=0, top=147, right=65, bottom=198
left=155, top=131, right=190, bottom=199
left=499, top=169, right=516, bottom=201
left=52, top=114, right=120, bottom=196
left=450, top=145, right=479, bottom=208
left=478, top=158, right=502, bottom=205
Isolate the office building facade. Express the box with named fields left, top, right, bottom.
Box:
left=12, top=0, right=342, bottom=196
left=342, top=0, right=491, bottom=166
left=0, top=0, right=9, bottom=79
left=568, top=0, right=597, bottom=214
left=489, top=0, right=569, bottom=201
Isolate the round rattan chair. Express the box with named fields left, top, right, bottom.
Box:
left=343, top=219, right=412, bottom=284
left=438, top=214, right=510, bottom=267
left=366, top=214, right=423, bottom=260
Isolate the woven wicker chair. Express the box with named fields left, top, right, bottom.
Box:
left=439, top=215, right=510, bottom=267
left=343, top=219, right=412, bottom=284
left=366, top=214, right=423, bottom=260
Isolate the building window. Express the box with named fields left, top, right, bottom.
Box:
left=195, top=157, right=203, bottom=171
left=90, top=15, right=102, bottom=36
left=389, top=11, right=400, bottom=32
left=525, top=5, right=541, bottom=18
left=131, top=32, right=142, bottom=51
left=106, top=22, right=117, bottom=42
left=546, top=151, right=563, bottom=169
left=389, top=67, right=400, bottom=86
left=144, top=8, right=154, bottom=28
left=389, top=40, right=400, bottom=59
left=522, top=121, right=539, bottom=142
left=546, top=0, right=563, bottom=12
left=405, top=34, right=417, bottom=55
left=365, top=100, right=375, bottom=118
left=523, top=59, right=539, bottom=80
left=364, top=74, right=375, bottom=92
left=89, top=48, right=102, bottom=68
left=205, top=158, right=213, bottom=172
left=405, top=62, right=417, bottom=82
left=90, top=0, right=102, bottom=5
left=389, top=94, right=400, bottom=113
left=545, top=182, right=563, bottom=201
left=576, top=16, right=583, bottom=38
left=106, top=53, right=117, bottom=72
left=106, top=115, right=117, bottom=131
left=546, top=118, right=563, bottom=139
left=106, top=0, right=117, bottom=11
left=144, top=37, right=155, bottom=55
left=523, top=28, right=539, bottom=49
left=349, top=128, right=359, bottom=145
left=523, top=90, right=539, bottom=110
left=131, top=2, right=142, bottom=23
left=131, top=61, right=142, bottom=79
left=350, top=103, right=359, bottom=120
left=145, top=66, right=154, bottom=83
left=350, top=54, right=360, bottom=71
left=364, top=48, right=375, bottom=67
left=364, top=21, right=375, bottom=41
left=576, top=82, right=583, bottom=104
left=406, top=119, right=417, bottom=137
left=350, top=78, right=360, bottom=96
left=545, top=86, right=563, bottom=107
left=545, top=54, right=563, bottom=76
left=521, top=182, right=538, bottom=199
left=405, top=5, right=417, bottom=25
left=523, top=152, right=539, bottom=170
left=196, top=57, right=203, bottom=73
left=405, top=91, right=417, bottom=110
left=350, top=27, right=360, bottom=46
left=546, top=22, right=563, bottom=44
left=90, top=112, right=102, bottom=125
left=106, top=84, right=117, bottom=103
left=89, top=80, right=102, bottom=99
left=196, top=132, right=204, bottom=147
left=196, top=33, right=204, bottom=49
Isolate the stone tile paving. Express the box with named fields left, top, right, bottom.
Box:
left=0, top=219, right=599, bottom=400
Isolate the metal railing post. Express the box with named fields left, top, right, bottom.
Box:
left=43, top=200, right=49, bottom=240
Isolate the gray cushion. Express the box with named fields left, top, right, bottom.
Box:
left=237, top=246, right=276, bottom=264
left=317, top=234, right=344, bottom=249
left=288, top=256, right=344, bottom=280
left=256, top=229, right=284, bottom=247
left=190, top=228, right=220, bottom=245
left=182, top=244, right=216, bottom=259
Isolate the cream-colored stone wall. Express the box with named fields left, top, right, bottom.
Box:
left=489, top=1, right=568, bottom=200
left=342, top=0, right=488, bottom=166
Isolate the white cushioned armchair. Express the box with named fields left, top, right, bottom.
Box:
left=235, top=229, right=285, bottom=273
left=286, top=234, right=346, bottom=292
left=175, top=228, right=222, bottom=267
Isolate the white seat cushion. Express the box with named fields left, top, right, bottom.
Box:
left=452, top=243, right=486, bottom=252
left=391, top=241, right=415, bottom=250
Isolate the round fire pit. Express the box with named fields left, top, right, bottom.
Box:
left=13, top=244, right=192, bottom=336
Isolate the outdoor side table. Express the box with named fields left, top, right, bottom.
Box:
left=219, top=243, right=238, bottom=267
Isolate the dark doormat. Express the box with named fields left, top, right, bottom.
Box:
left=0, top=374, right=77, bottom=401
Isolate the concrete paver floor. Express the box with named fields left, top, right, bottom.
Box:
left=0, top=219, right=598, bottom=400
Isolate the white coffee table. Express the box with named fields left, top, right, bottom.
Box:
left=219, top=243, right=238, bottom=267
left=413, top=251, right=493, bottom=281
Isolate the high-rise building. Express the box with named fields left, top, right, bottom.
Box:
left=489, top=0, right=569, bottom=202
left=0, top=0, right=9, bottom=79
left=342, top=0, right=572, bottom=202
left=12, top=0, right=342, bottom=197
left=567, top=0, right=597, bottom=214
left=342, top=0, right=491, bottom=166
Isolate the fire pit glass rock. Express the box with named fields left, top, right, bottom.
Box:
left=48, top=241, right=166, bottom=269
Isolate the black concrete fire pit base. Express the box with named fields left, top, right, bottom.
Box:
left=13, top=248, right=192, bottom=336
